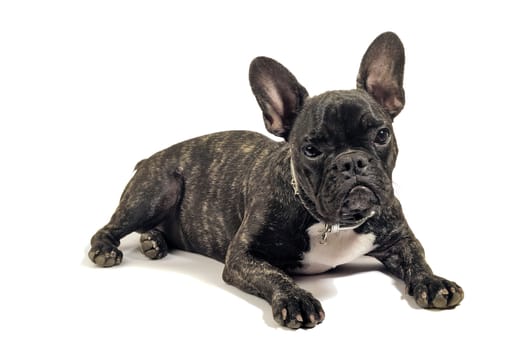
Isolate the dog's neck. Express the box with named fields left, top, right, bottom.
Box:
left=289, top=155, right=318, bottom=217
left=290, top=155, right=375, bottom=244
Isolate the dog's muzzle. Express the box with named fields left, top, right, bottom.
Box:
left=291, top=157, right=377, bottom=231
left=340, top=185, right=378, bottom=225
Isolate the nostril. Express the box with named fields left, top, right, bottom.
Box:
left=335, top=154, right=371, bottom=174
left=357, top=158, right=368, bottom=169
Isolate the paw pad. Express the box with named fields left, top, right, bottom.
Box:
left=88, top=245, right=123, bottom=267
left=140, top=231, right=168, bottom=260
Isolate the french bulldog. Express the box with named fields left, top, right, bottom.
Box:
left=88, top=32, right=463, bottom=329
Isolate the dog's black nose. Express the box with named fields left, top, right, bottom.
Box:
left=336, top=151, right=371, bottom=176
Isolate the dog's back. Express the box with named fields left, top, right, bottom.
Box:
left=138, top=130, right=281, bottom=261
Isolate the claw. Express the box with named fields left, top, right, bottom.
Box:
left=448, top=287, right=463, bottom=307
left=432, top=288, right=449, bottom=308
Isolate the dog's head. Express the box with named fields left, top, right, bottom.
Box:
left=249, top=32, right=405, bottom=228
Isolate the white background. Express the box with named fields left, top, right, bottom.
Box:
left=1, top=1, right=525, bottom=348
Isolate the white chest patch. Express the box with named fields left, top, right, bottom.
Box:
left=294, top=222, right=377, bottom=275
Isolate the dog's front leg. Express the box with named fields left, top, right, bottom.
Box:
left=369, top=227, right=464, bottom=309
left=223, top=230, right=325, bottom=329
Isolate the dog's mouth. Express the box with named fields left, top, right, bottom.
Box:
left=339, top=185, right=379, bottom=228
left=340, top=207, right=376, bottom=229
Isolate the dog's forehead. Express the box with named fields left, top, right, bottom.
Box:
left=297, top=89, right=390, bottom=141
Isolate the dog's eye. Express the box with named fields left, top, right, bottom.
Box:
left=374, top=128, right=391, bottom=145
left=303, top=144, right=322, bottom=158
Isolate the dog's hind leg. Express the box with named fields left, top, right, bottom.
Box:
left=88, top=161, right=183, bottom=267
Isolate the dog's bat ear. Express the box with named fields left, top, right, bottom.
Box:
left=357, top=32, right=405, bottom=119
left=249, top=57, right=308, bottom=140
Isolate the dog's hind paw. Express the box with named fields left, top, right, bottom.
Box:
left=140, top=230, right=168, bottom=260
left=89, top=243, right=123, bottom=267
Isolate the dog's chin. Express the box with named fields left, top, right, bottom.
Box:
left=315, top=204, right=378, bottom=230
left=311, top=185, right=384, bottom=228
left=337, top=185, right=379, bottom=227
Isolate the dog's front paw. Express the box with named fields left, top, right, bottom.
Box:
left=88, top=243, right=123, bottom=267
left=272, top=289, right=325, bottom=329
left=409, top=275, right=464, bottom=309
